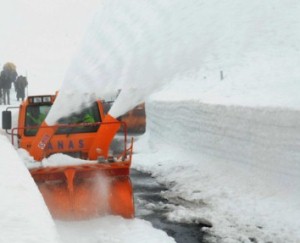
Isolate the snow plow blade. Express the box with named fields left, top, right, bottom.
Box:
left=30, top=162, right=134, bottom=220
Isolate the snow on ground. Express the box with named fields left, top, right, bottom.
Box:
left=0, top=132, right=60, bottom=242
left=56, top=216, right=175, bottom=243
left=129, top=1, right=300, bottom=241
left=134, top=75, right=300, bottom=242
left=133, top=96, right=300, bottom=242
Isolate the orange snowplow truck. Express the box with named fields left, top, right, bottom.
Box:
left=2, top=94, right=134, bottom=220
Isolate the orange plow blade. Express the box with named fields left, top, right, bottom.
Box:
left=31, top=163, right=134, bottom=220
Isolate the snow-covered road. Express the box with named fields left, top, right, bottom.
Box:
left=131, top=169, right=210, bottom=243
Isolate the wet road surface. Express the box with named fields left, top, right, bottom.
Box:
left=130, top=169, right=210, bottom=243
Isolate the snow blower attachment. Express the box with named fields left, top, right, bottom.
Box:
left=2, top=94, right=134, bottom=220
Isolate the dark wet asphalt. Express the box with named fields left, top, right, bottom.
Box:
left=111, top=134, right=210, bottom=242
left=130, top=169, right=209, bottom=243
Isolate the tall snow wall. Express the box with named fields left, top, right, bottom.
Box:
left=146, top=100, right=300, bottom=176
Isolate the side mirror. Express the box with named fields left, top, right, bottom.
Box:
left=2, top=111, right=12, bottom=130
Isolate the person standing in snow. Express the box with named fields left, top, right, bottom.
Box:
left=0, top=62, right=18, bottom=105
left=15, top=75, right=28, bottom=101
left=0, top=74, right=3, bottom=105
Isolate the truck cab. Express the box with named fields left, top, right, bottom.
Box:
left=15, top=94, right=105, bottom=159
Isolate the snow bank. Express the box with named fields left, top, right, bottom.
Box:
left=134, top=100, right=300, bottom=242
left=0, top=135, right=59, bottom=243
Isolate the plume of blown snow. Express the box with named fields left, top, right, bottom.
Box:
left=46, top=0, right=203, bottom=124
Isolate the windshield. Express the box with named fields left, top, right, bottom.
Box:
left=56, top=103, right=101, bottom=134
left=24, top=103, right=101, bottom=136
left=25, top=105, right=51, bottom=136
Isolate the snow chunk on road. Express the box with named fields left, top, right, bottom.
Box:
left=0, top=135, right=60, bottom=243
left=56, top=216, right=175, bottom=243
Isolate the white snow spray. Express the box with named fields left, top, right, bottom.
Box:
left=94, top=173, right=111, bottom=215
left=46, top=0, right=203, bottom=124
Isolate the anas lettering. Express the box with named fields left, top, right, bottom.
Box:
left=46, top=140, right=85, bottom=150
